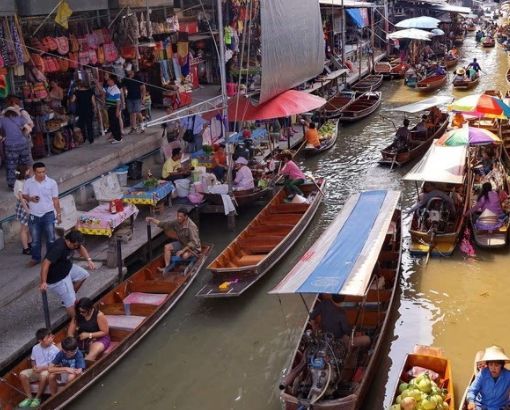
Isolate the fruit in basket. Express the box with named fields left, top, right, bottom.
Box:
left=392, top=372, right=448, bottom=410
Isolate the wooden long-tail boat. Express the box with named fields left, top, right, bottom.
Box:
left=351, top=74, right=383, bottom=92
left=196, top=178, right=326, bottom=298
left=203, top=187, right=271, bottom=208
left=321, top=91, right=356, bottom=119
left=0, top=245, right=212, bottom=410
left=272, top=190, right=401, bottom=410
left=415, top=74, right=447, bottom=93
left=458, top=350, right=484, bottom=410
left=482, top=37, right=495, bottom=47
left=374, top=59, right=408, bottom=78
left=380, top=113, right=449, bottom=168
left=387, top=345, right=455, bottom=410
left=468, top=146, right=510, bottom=249
left=404, top=142, right=470, bottom=256
left=467, top=24, right=476, bottom=32
left=453, top=74, right=480, bottom=90
left=337, top=92, right=382, bottom=122
left=302, top=119, right=339, bottom=157
left=444, top=56, right=459, bottom=69
left=454, top=36, right=464, bottom=46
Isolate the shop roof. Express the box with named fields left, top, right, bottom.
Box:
left=433, top=4, right=473, bottom=14
left=319, top=0, right=376, bottom=8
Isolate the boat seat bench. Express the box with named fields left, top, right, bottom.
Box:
left=104, top=315, right=146, bottom=331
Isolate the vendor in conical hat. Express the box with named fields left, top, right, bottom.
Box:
left=466, top=345, right=510, bottom=410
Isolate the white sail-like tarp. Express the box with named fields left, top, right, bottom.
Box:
left=259, top=0, right=325, bottom=104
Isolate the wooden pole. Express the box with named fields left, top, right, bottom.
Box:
left=116, top=239, right=123, bottom=283
left=41, top=291, right=51, bottom=329
left=146, top=223, right=152, bottom=262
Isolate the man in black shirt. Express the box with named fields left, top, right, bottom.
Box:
left=122, top=70, right=146, bottom=134
left=39, top=231, right=95, bottom=318
left=310, top=294, right=370, bottom=348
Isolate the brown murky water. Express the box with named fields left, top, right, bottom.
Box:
left=73, top=33, right=510, bottom=410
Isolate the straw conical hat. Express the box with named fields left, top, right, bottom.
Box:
left=478, top=345, right=510, bottom=363
left=456, top=67, right=465, bottom=75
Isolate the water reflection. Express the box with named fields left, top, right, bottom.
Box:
left=72, top=33, right=510, bottom=410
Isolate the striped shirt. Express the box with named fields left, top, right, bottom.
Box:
left=104, top=85, right=121, bottom=107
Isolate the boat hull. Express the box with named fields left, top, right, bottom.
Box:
left=0, top=246, right=212, bottom=409
left=458, top=351, right=484, bottom=410
left=453, top=76, right=480, bottom=90
left=196, top=180, right=326, bottom=297
left=387, top=346, right=455, bottom=410
left=302, top=119, right=339, bottom=157
left=279, top=210, right=402, bottom=410
left=380, top=114, right=449, bottom=167
left=416, top=74, right=447, bottom=93
left=204, top=187, right=271, bottom=208
left=351, top=74, right=383, bottom=92
left=337, top=92, right=382, bottom=122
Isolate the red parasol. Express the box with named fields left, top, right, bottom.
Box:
left=203, top=90, right=327, bottom=121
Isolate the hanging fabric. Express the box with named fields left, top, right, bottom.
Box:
left=55, top=0, right=73, bottom=29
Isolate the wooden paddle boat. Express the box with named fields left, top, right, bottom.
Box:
left=374, top=58, right=408, bottom=78
left=482, top=37, right=496, bottom=47
left=387, top=345, right=455, bottom=410
left=321, top=91, right=356, bottom=119
left=302, top=119, right=339, bottom=157
left=0, top=245, right=212, bottom=409
left=337, top=91, right=382, bottom=122
left=380, top=109, right=449, bottom=168
left=444, top=56, right=459, bottom=69
left=453, top=74, right=480, bottom=90
left=351, top=74, right=383, bottom=92
left=468, top=145, right=510, bottom=249
left=405, top=142, right=471, bottom=256
left=274, top=190, right=402, bottom=410
left=203, top=187, right=271, bottom=208
left=196, top=178, right=325, bottom=298
left=416, top=74, right=447, bottom=93
left=458, top=350, right=485, bottom=410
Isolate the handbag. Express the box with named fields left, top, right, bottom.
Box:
left=183, top=115, right=195, bottom=142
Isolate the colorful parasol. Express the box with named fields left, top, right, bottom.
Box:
left=449, top=94, right=510, bottom=119
left=437, top=126, right=502, bottom=146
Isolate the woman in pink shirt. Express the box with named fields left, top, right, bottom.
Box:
left=279, top=150, right=305, bottom=200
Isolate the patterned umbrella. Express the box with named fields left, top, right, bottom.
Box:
left=437, top=126, right=502, bottom=146
left=449, top=94, right=510, bottom=119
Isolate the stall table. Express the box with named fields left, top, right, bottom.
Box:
left=123, top=181, right=174, bottom=206
left=76, top=203, right=139, bottom=237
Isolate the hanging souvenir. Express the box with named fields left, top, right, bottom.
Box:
left=13, top=16, right=30, bottom=63
left=88, top=49, right=98, bottom=65
left=9, top=17, right=24, bottom=65
left=56, top=37, right=69, bottom=55
left=103, top=43, right=118, bottom=63
left=31, top=54, right=46, bottom=72
left=69, top=34, right=80, bottom=52
left=97, top=46, right=105, bottom=65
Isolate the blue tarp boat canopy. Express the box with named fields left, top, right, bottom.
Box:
left=270, top=190, right=400, bottom=297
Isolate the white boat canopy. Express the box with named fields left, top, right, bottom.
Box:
left=403, top=142, right=467, bottom=184
left=387, top=28, right=433, bottom=41
left=392, top=96, right=453, bottom=113
left=269, top=190, right=400, bottom=297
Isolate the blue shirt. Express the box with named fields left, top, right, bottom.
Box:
left=52, top=350, right=86, bottom=370
left=104, top=85, right=121, bottom=107
left=467, top=367, right=510, bottom=410
left=180, top=115, right=206, bottom=136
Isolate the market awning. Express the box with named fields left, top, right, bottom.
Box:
left=270, top=190, right=400, bottom=296
left=403, top=142, right=467, bottom=184
left=433, top=4, right=473, bottom=15
left=392, top=96, right=453, bottom=113
left=319, top=0, right=376, bottom=8
left=203, top=90, right=327, bottom=122
left=346, top=8, right=369, bottom=28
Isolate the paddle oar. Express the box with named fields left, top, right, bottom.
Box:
left=304, top=172, right=326, bottom=197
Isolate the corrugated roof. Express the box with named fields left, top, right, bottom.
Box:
left=319, top=0, right=376, bottom=8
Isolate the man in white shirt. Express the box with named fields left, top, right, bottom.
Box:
left=179, top=114, right=206, bottom=153
left=22, top=162, right=61, bottom=267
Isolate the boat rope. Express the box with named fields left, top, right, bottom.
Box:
left=276, top=295, right=294, bottom=343
left=0, top=376, right=27, bottom=396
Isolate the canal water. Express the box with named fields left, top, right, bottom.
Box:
left=73, top=33, right=510, bottom=410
